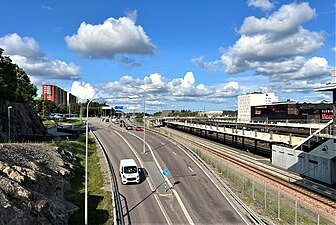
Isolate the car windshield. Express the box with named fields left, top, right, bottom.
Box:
left=124, top=166, right=137, bottom=173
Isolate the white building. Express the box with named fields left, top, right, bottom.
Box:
left=238, top=92, right=278, bottom=122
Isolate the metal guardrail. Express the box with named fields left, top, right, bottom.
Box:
left=91, top=131, right=125, bottom=225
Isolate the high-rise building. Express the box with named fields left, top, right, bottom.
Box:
left=237, top=92, right=278, bottom=122
left=68, top=92, right=78, bottom=104
left=41, top=84, right=77, bottom=105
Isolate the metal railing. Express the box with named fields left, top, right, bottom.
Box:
left=91, top=131, right=125, bottom=225
left=293, top=120, right=334, bottom=151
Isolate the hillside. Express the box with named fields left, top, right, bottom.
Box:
left=0, top=143, right=78, bottom=224
left=0, top=98, right=46, bottom=141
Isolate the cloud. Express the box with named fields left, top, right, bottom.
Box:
left=247, top=0, right=274, bottom=12
left=191, top=56, right=221, bottom=72
left=41, top=5, right=52, bottom=11
left=195, top=2, right=330, bottom=85
left=70, top=81, right=98, bottom=102
left=0, top=33, right=81, bottom=84
left=94, top=72, right=244, bottom=107
left=241, top=2, right=315, bottom=36
left=65, top=10, right=155, bottom=65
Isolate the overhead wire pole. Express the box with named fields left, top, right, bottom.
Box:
left=143, top=89, right=146, bottom=154
left=85, top=95, right=138, bottom=225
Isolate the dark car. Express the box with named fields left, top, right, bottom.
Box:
left=135, top=127, right=143, bottom=131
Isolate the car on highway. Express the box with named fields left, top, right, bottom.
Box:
left=135, top=126, right=143, bottom=131
left=126, top=125, right=133, bottom=130
left=119, top=159, right=140, bottom=184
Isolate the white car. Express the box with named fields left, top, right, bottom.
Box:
left=119, top=159, right=140, bottom=184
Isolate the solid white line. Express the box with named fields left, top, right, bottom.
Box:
left=176, top=145, right=250, bottom=225
left=172, top=152, right=177, bottom=156
left=113, top=130, right=172, bottom=225
left=172, top=189, right=195, bottom=225
left=128, top=132, right=195, bottom=225
left=324, top=191, right=332, bottom=195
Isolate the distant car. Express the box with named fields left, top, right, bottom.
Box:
left=105, top=118, right=109, bottom=122
left=126, top=125, right=133, bottom=130
left=135, top=127, right=143, bottom=131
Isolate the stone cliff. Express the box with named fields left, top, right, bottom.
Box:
left=0, top=98, right=46, bottom=141
left=0, top=143, right=78, bottom=224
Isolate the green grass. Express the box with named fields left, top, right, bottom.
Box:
left=42, top=119, right=55, bottom=129
left=63, top=135, right=113, bottom=225
left=63, top=119, right=83, bottom=126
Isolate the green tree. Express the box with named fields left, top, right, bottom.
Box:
left=57, top=103, right=68, bottom=114
left=0, top=48, right=37, bottom=106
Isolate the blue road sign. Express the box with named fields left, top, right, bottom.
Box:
left=162, top=169, right=170, bottom=177
left=115, top=105, right=123, bottom=109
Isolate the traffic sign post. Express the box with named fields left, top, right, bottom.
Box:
left=162, top=169, right=170, bottom=192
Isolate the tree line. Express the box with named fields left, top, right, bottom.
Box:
left=0, top=48, right=114, bottom=117
left=0, top=48, right=37, bottom=107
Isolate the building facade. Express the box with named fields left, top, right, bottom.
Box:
left=238, top=92, right=278, bottom=122
left=251, top=101, right=333, bottom=123
left=42, top=84, right=77, bottom=105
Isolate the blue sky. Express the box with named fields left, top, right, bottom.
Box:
left=0, top=0, right=335, bottom=112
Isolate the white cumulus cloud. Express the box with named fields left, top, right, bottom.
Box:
left=65, top=10, right=155, bottom=64
left=0, top=33, right=81, bottom=85
left=70, top=81, right=98, bottom=102
left=247, top=0, right=274, bottom=12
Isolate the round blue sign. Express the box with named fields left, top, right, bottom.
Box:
left=162, top=169, right=170, bottom=177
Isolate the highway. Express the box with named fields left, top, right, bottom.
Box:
left=91, top=118, right=252, bottom=224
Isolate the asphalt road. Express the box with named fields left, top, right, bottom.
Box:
left=91, top=121, right=167, bottom=225
left=92, top=118, right=249, bottom=224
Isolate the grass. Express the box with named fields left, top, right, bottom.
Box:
left=64, top=135, right=113, bottom=225
left=42, top=119, right=56, bottom=129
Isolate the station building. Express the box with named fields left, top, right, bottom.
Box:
left=251, top=101, right=333, bottom=124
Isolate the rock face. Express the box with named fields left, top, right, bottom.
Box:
left=0, top=143, right=78, bottom=225
left=0, top=98, right=46, bottom=141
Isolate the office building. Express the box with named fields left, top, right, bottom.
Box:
left=238, top=92, right=278, bottom=122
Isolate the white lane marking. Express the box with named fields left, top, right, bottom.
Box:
left=324, top=191, right=332, bottom=195
left=113, top=131, right=172, bottom=225
left=188, top=167, right=194, bottom=172
left=161, top=142, right=165, bottom=145
left=172, top=152, right=177, bottom=156
left=176, top=144, right=250, bottom=225
left=312, top=185, right=318, bottom=189
left=127, top=131, right=195, bottom=225
left=143, top=139, right=195, bottom=225
left=172, top=189, right=195, bottom=225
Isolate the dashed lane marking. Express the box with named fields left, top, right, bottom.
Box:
left=172, top=152, right=177, bottom=156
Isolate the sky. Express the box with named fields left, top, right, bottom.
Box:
left=0, top=0, right=335, bottom=113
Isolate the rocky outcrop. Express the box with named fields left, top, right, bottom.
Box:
left=0, top=143, right=78, bottom=225
left=0, top=98, right=46, bottom=141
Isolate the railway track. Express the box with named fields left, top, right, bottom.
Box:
left=154, top=127, right=336, bottom=220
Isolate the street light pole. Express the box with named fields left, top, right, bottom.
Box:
left=143, top=89, right=146, bottom=154
left=85, top=96, right=138, bottom=225
left=8, top=106, right=12, bottom=142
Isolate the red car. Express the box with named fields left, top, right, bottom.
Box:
left=135, top=127, right=143, bottom=131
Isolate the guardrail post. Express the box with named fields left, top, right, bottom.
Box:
left=295, top=200, right=298, bottom=225
left=264, top=181, right=267, bottom=210
left=270, top=131, right=273, bottom=140
left=255, top=130, right=257, bottom=137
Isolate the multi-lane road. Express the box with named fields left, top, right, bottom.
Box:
left=91, top=118, right=255, bottom=224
